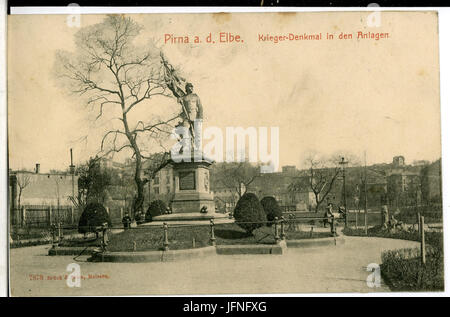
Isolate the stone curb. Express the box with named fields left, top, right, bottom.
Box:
left=88, top=246, right=218, bottom=263
left=48, top=246, right=99, bottom=256
left=286, top=236, right=345, bottom=248
left=48, top=238, right=343, bottom=262
left=89, top=241, right=289, bottom=262
left=216, top=241, right=287, bottom=255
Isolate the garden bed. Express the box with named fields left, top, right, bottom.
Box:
left=343, top=225, right=444, bottom=291
left=106, top=223, right=276, bottom=251
left=381, top=249, right=444, bottom=291
left=10, top=227, right=84, bottom=248
left=343, top=226, right=420, bottom=241
left=46, top=222, right=342, bottom=253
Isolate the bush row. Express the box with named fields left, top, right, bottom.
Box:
left=233, top=194, right=283, bottom=234
left=76, top=195, right=283, bottom=235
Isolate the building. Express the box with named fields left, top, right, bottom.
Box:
left=213, top=184, right=239, bottom=213
left=281, top=165, right=297, bottom=174
left=145, top=161, right=176, bottom=206
left=246, top=166, right=316, bottom=211
left=386, top=156, right=421, bottom=207
left=98, top=157, right=126, bottom=170
left=392, top=156, right=405, bottom=168
left=9, top=165, right=78, bottom=208
left=9, top=164, right=79, bottom=225
left=420, top=159, right=442, bottom=204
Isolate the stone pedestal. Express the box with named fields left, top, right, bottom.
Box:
left=170, top=157, right=215, bottom=214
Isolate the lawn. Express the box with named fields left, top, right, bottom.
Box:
left=343, top=226, right=444, bottom=291
left=11, top=226, right=81, bottom=241
left=285, top=230, right=334, bottom=239
left=107, top=224, right=211, bottom=251
left=106, top=223, right=271, bottom=251
left=10, top=226, right=82, bottom=248
left=100, top=222, right=334, bottom=252
left=10, top=227, right=53, bottom=241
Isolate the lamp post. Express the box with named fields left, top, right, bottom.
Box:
left=339, top=157, right=348, bottom=227
left=69, top=148, right=75, bottom=203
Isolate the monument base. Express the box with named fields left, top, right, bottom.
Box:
left=169, top=153, right=216, bottom=216
left=171, top=192, right=215, bottom=214
left=152, top=212, right=229, bottom=222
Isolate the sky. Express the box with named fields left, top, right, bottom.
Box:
left=7, top=12, right=442, bottom=172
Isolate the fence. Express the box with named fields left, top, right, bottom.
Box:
left=393, top=204, right=442, bottom=223
left=48, top=215, right=341, bottom=253
left=11, top=205, right=79, bottom=228
left=11, top=205, right=128, bottom=229
left=281, top=205, right=297, bottom=212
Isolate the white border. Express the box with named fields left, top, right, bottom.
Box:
left=3, top=6, right=450, bottom=298
left=0, top=0, right=7, bottom=298
left=8, top=6, right=450, bottom=14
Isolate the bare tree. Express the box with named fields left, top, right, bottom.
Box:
left=213, top=162, right=260, bottom=199
left=55, top=15, right=179, bottom=216
left=144, top=152, right=171, bottom=183
left=16, top=173, right=31, bottom=212
left=305, top=155, right=341, bottom=213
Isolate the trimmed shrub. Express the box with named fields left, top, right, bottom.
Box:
left=145, top=200, right=167, bottom=221
left=260, top=196, right=282, bottom=226
left=78, top=203, right=112, bottom=234
left=233, top=193, right=267, bottom=234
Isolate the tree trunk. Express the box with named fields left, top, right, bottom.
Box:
left=132, top=155, right=145, bottom=217
left=18, top=190, right=22, bottom=214
left=123, top=112, right=146, bottom=218
left=315, top=204, right=319, bottom=213
left=314, top=193, right=320, bottom=213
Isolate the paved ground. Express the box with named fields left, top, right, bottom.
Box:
left=9, top=235, right=419, bottom=296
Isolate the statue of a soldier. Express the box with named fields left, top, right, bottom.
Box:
left=161, top=54, right=203, bottom=152
left=178, top=82, right=203, bottom=140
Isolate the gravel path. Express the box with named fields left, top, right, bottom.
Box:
left=9, top=236, right=419, bottom=296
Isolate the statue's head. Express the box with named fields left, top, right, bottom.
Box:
left=185, top=83, right=193, bottom=94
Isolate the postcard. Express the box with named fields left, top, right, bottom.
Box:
left=7, top=11, right=443, bottom=296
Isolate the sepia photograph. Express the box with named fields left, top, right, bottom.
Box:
left=6, top=10, right=443, bottom=296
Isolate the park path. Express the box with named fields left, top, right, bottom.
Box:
left=9, top=236, right=418, bottom=296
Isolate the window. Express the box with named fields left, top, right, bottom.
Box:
left=154, top=187, right=160, bottom=195
left=166, top=186, right=171, bottom=193
left=154, top=176, right=159, bottom=185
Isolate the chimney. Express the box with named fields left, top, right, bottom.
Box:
left=35, top=163, right=40, bottom=174
left=69, top=148, right=75, bottom=174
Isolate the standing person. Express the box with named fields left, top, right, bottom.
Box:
left=323, top=203, right=334, bottom=228
left=101, top=222, right=109, bottom=251
left=122, top=212, right=132, bottom=230
left=338, top=206, right=347, bottom=223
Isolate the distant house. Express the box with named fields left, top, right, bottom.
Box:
left=247, top=167, right=316, bottom=211
left=9, top=167, right=78, bottom=208
left=9, top=165, right=79, bottom=225
left=98, top=157, right=126, bottom=170
left=9, top=172, right=78, bottom=208
left=420, top=159, right=442, bottom=204
left=213, top=185, right=240, bottom=213
left=144, top=160, right=176, bottom=206
left=386, top=156, right=421, bottom=207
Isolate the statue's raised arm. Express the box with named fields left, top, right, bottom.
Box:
left=161, top=52, right=186, bottom=99
left=161, top=53, right=204, bottom=151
